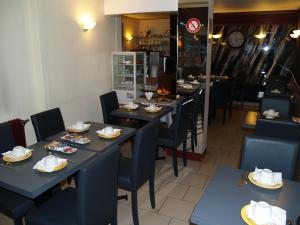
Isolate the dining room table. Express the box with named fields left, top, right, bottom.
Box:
left=190, top=166, right=300, bottom=225
left=47, top=121, right=136, bottom=153
left=0, top=141, right=96, bottom=199
left=111, top=103, right=173, bottom=122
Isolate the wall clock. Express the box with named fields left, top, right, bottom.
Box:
left=227, top=30, right=246, bottom=49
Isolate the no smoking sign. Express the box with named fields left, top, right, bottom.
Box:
left=186, top=18, right=201, bottom=33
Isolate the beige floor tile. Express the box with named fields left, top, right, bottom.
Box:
left=0, top=213, right=13, bottom=225
left=183, top=186, right=204, bottom=203
left=198, top=164, right=217, bottom=176
left=169, top=218, right=189, bottom=225
left=137, top=190, right=167, bottom=212
left=177, top=173, right=208, bottom=188
left=117, top=204, right=135, bottom=225
left=157, top=182, right=189, bottom=199
left=136, top=210, right=171, bottom=225
left=159, top=198, right=195, bottom=221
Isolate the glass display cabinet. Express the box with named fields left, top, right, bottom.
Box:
left=112, top=52, right=146, bottom=104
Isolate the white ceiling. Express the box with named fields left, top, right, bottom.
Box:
left=214, top=0, right=299, bottom=13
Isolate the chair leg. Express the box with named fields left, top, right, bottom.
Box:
left=191, top=129, right=195, bottom=153
left=222, top=107, right=227, bottom=125
left=172, top=148, right=178, bottom=176
left=156, top=146, right=166, bottom=160
left=131, top=190, right=139, bottom=225
left=183, top=134, right=187, bottom=167
left=149, top=175, right=155, bottom=209
left=13, top=218, right=23, bottom=225
left=111, top=216, right=118, bottom=225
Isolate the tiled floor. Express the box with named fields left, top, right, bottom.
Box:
left=0, top=108, right=253, bottom=225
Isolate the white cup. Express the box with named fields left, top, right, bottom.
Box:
left=252, top=201, right=272, bottom=224
left=76, top=121, right=84, bottom=129
left=260, top=169, right=274, bottom=184
left=266, top=109, right=275, bottom=116
left=44, top=155, right=58, bottom=169
left=12, top=146, right=26, bottom=157
left=104, top=126, right=114, bottom=135
left=149, top=103, right=156, bottom=110
left=128, top=101, right=134, bottom=108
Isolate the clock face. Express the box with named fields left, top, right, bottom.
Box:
left=227, top=30, right=246, bottom=49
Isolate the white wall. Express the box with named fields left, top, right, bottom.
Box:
left=104, top=0, right=178, bottom=15
left=0, top=0, right=118, bottom=144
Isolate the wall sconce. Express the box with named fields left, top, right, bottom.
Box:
left=125, top=36, right=133, bottom=41
left=212, top=34, right=222, bottom=39
left=79, top=15, right=96, bottom=32
left=254, top=32, right=266, bottom=39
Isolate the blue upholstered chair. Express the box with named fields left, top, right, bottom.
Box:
left=255, top=118, right=300, bottom=141
left=0, top=123, right=35, bottom=225
left=31, top=108, right=65, bottom=142
left=261, top=97, right=290, bottom=117
left=118, top=120, right=160, bottom=225
left=26, top=145, right=120, bottom=225
left=240, top=135, right=299, bottom=180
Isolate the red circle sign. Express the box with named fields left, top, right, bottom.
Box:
left=186, top=18, right=201, bottom=33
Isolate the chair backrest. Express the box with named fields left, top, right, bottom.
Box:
left=255, top=118, right=300, bottom=141
left=261, top=97, right=290, bottom=117
left=131, top=120, right=160, bottom=189
left=265, top=82, right=287, bottom=94
left=174, top=99, right=193, bottom=147
left=99, top=91, right=121, bottom=125
left=240, top=135, right=299, bottom=180
left=0, top=123, right=17, bottom=153
left=210, top=80, right=230, bottom=108
left=77, top=145, right=120, bottom=225
left=31, top=108, right=65, bottom=142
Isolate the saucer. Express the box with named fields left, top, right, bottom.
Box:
left=241, top=205, right=257, bottom=225
left=145, top=107, right=162, bottom=113
left=68, top=124, right=91, bottom=133
left=36, top=161, right=68, bottom=173
left=248, top=172, right=283, bottom=189
left=97, top=130, right=121, bottom=139
left=3, top=151, right=32, bottom=163
left=123, top=104, right=139, bottom=110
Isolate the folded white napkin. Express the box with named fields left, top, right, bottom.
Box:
left=263, top=110, right=279, bottom=118
left=182, top=84, right=193, bottom=89
left=2, top=149, right=32, bottom=158
left=97, top=128, right=121, bottom=136
left=253, top=167, right=282, bottom=185
left=145, top=105, right=162, bottom=111
left=68, top=123, right=90, bottom=130
left=33, top=157, right=67, bottom=172
left=124, top=103, right=139, bottom=109
left=246, top=200, right=286, bottom=225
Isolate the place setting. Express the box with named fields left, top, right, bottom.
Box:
left=120, top=101, right=140, bottom=111
left=247, top=167, right=283, bottom=189
left=2, top=146, right=33, bottom=163
left=241, top=200, right=287, bottom=225
left=33, top=154, right=68, bottom=173
left=97, top=126, right=122, bottom=139
left=263, top=109, right=280, bottom=119
left=144, top=103, right=162, bottom=113
left=67, top=121, right=91, bottom=133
